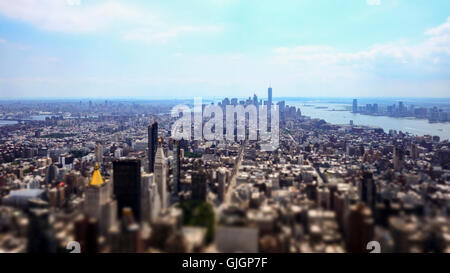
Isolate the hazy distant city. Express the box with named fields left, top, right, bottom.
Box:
left=0, top=0, right=450, bottom=254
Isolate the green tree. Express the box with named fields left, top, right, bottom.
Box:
left=177, top=200, right=215, bottom=243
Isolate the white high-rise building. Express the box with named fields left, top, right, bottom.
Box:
left=154, top=140, right=167, bottom=210
left=85, top=163, right=117, bottom=234
left=217, top=167, right=228, bottom=203
left=141, top=173, right=161, bottom=223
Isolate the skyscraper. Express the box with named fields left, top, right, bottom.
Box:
left=141, top=173, right=161, bottom=223
left=268, top=86, right=272, bottom=106
left=45, top=164, right=58, bottom=187
left=268, top=86, right=273, bottom=125
left=113, top=159, right=142, bottom=221
left=85, top=163, right=116, bottom=234
left=173, top=140, right=181, bottom=195
left=346, top=203, right=374, bottom=253
left=360, top=172, right=376, bottom=211
left=148, top=119, right=158, bottom=173
left=74, top=215, right=99, bottom=253
left=353, top=99, right=358, bottom=113
left=277, top=100, right=285, bottom=123
left=27, top=208, right=57, bottom=253
left=154, top=138, right=167, bottom=210
left=217, top=167, right=227, bottom=203
left=191, top=167, right=207, bottom=202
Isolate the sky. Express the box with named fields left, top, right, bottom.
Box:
left=0, top=0, right=449, bottom=99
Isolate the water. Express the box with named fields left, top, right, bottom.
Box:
left=0, top=115, right=56, bottom=126
left=286, top=101, right=450, bottom=141
left=30, top=115, right=55, bottom=121
left=0, top=120, right=18, bottom=127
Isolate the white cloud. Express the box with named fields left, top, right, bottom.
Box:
left=123, top=25, right=221, bottom=44
left=0, top=0, right=142, bottom=33
left=426, top=17, right=450, bottom=36
left=264, top=18, right=450, bottom=97
left=0, top=0, right=223, bottom=44
left=273, top=17, right=450, bottom=67
left=366, top=0, right=381, bottom=6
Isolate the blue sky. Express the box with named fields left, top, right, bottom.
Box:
left=0, top=0, right=449, bottom=98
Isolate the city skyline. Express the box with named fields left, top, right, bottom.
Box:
left=1, top=0, right=450, bottom=259
left=0, top=87, right=449, bottom=254
left=0, top=0, right=450, bottom=98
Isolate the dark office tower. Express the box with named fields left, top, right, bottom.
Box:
left=74, top=215, right=99, bottom=253
left=45, top=164, right=58, bottom=186
left=352, top=99, right=358, bottom=113
left=148, top=119, right=158, bottom=172
left=173, top=140, right=181, bottom=195
left=268, top=86, right=272, bottom=106
left=268, top=86, right=273, bottom=124
left=27, top=209, right=57, bottom=253
left=346, top=203, right=374, bottom=253
left=191, top=167, right=207, bottom=201
left=360, top=172, right=376, bottom=210
left=113, top=159, right=141, bottom=221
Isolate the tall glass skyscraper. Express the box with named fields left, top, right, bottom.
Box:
left=173, top=140, right=180, bottom=195
left=113, top=159, right=141, bottom=221
left=148, top=120, right=158, bottom=172
left=268, top=86, right=273, bottom=128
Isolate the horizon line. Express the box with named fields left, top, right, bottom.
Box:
left=1, top=96, right=450, bottom=101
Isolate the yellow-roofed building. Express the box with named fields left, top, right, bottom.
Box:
left=84, top=163, right=117, bottom=235
left=89, top=163, right=105, bottom=187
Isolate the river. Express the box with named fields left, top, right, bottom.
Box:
left=286, top=101, right=450, bottom=141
